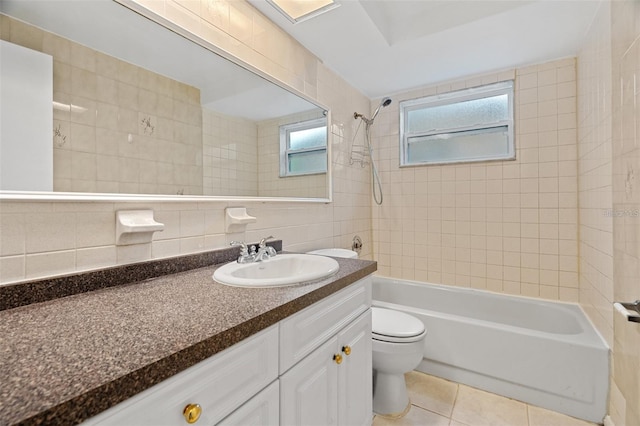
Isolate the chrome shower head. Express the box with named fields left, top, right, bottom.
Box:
left=370, top=97, right=392, bottom=122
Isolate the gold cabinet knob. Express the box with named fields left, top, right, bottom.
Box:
left=333, top=354, right=343, bottom=364
left=342, top=345, right=351, bottom=356
left=183, top=403, right=202, bottom=424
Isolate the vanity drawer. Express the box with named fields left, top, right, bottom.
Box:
left=85, top=325, right=279, bottom=426
left=279, top=276, right=371, bottom=372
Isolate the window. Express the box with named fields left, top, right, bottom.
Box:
left=280, top=118, right=327, bottom=177
left=400, top=80, right=514, bottom=166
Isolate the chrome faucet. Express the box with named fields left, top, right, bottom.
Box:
left=256, top=236, right=277, bottom=261
left=230, top=237, right=277, bottom=263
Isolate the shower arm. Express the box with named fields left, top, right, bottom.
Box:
left=353, top=97, right=391, bottom=126
left=353, top=112, right=372, bottom=125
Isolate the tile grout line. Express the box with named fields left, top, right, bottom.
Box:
left=449, top=382, right=461, bottom=425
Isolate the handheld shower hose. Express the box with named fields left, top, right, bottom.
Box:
left=353, top=97, right=391, bottom=205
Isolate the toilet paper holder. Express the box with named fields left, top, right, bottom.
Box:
left=614, top=300, right=640, bottom=323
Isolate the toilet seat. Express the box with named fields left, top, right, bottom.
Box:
left=372, top=307, right=426, bottom=343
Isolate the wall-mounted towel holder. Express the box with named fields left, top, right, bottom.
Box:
left=614, top=300, right=640, bottom=323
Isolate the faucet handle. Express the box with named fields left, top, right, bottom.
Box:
left=231, top=241, right=257, bottom=263
left=265, top=246, right=277, bottom=256
left=259, top=236, right=274, bottom=248
left=230, top=241, right=248, bottom=255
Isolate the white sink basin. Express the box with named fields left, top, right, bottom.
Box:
left=213, top=254, right=340, bottom=287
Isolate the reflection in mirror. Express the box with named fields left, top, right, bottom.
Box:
left=0, top=0, right=329, bottom=199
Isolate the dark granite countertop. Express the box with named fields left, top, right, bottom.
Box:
left=0, top=256, right=376, bottom=425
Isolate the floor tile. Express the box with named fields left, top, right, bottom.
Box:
left=528, top=405, right=598, bottom=426
left=373, top=405, right=450, bottom=426
left=405, top=371, right=458, bottom=417
left=451, top=384, right=529, bottom=426
left=372, top=372, right=601, bottom=426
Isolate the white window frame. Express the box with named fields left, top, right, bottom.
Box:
left=399, top=80, right=515, bottom=166
left=279, top=117, right=327, bottom=177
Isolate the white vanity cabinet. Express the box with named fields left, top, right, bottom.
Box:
left=83, top=276, right=372, bottom=426
left=280, top=310, right=372, bottom=426
left=279, top=276, right=372, bottom=426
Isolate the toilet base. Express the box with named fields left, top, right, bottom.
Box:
left=373, top=399, right=411, bottom=420
left=372, top=371, right=411, bottom=416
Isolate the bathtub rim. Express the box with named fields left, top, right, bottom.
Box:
left=372, top=274, right=610, bottom=350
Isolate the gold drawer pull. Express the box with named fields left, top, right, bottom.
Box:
left=342, top=345, right=351, bottom=356
left=183, top=403, right=202, bottom=424
left=333, top=354, right=343, bottom=364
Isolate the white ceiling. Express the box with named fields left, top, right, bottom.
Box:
left=249, top=0, right=603, bottom=99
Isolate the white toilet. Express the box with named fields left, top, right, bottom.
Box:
left=371, top=307, right=426, bottom=416
left=306, top=248, right=427, bottom=417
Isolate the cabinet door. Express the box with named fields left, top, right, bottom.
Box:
left=217, top=380, right=279, bottom=426
left=280, top=336, right=339, bottom=426
left=338, top=310, right=372, bottom=426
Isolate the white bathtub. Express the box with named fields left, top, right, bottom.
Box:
left=372, top=276, right=609, bottom=423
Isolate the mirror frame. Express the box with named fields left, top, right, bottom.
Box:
left=0, top=0, right=332, bottom=204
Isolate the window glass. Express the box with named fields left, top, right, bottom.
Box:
left=407, top=94, right=508, bottom=133
left=279, top=118, right=327, bottom=177
left=288, top=150, right=327, bottom=174
left=400, top=81, right=514, bottom=166
left=289, top=126, right=327, bottom=150
left=407, top=126, right=509, bottom=164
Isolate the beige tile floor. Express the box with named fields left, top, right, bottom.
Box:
left=372, top=371, right=599, bottom=426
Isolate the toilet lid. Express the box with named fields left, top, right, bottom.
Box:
left=372, top=307, right=426, bottom=342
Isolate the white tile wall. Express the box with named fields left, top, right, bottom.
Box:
left=2, top=15, right=204, bottom=196
left=609, top=1, right=640, bottom=424
left=578, top=1, right=640, bottom=424
left=371, top=61, right=579, bottom=301
left=257, top=110, right=327, bottom=198
left=577, top=0, right=614, bottom=347
left=202, top=109, right=258, bottom=196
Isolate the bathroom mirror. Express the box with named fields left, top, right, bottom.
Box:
left=0, top=0, right=330, bottom=201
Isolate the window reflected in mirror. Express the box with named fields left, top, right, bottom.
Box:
left=279, top=117, right=328, bottom=178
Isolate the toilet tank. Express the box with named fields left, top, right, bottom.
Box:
left=307, top=248, right=358, bottom=259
